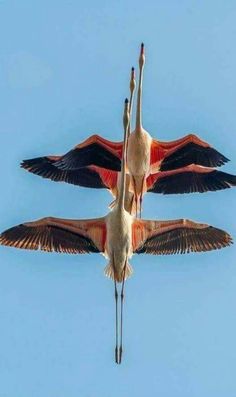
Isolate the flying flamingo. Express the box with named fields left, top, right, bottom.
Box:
left=21, top=66, right=236, bottom=216
left=52, top=44, right=230, bottom=194
left=21, top=44, right=232, bottom=215
left=0, top=99, right=232, bottom=364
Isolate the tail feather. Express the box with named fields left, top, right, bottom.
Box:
left=104, top=262, right=133, bottom=282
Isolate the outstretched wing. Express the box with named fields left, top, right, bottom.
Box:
left=133, top=218, right=232, bottom=255
left=21, top=157, right=119, bottom=191
left=0, top=217, right=106, bottom=254
left=160, top=143, right=229, bottom=171
left=21, top=157, right=110, bottom=189
left=54, top=134, right=123, bottom=171
left=150, top=134, right=229, bottom=171
left=147, top=165, right=236, bottom=194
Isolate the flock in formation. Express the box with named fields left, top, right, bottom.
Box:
left=1, top=44, right=235, bottom=364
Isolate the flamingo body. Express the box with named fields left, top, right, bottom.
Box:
left=105, top=208, right=133, bottom=282
left=127, top=128, right=152, bottom=176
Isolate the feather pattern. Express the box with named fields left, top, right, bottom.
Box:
left=147, top=169, right=236, bottom=194
left=54, top=135, right=123, bottom=171
left=21, top=157, right=107, bottom=188
left=0, top=217, right=106, bottom=254
left=160, top=142, right=229, bottom=171
left=134, top=219, right=232, bottom=255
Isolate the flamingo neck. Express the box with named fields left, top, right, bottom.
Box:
left=135, top=65, right=144, bottom=132
left=117, top=127, right=128, bottom=212
left=128, top=68, right=136, bottom=136
left=128, top=90, right=134, bottom=137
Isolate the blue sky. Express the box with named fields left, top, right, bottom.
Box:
left=0, top=0, right=236, bottom=396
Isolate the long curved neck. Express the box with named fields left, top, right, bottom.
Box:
left=117, top=100, right=129, bottom=212
left=135, top=44, right=145, bottom=131
left=128, top=90, right=134, bottom=136
left=135, top=68, right=143, bottom=130
left=128, top=68, right=136, bottom=136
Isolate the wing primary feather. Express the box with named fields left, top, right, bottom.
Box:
left=148, top=170, right=236, bottom=195
left=160, top=143, right=229, bottom=171
left=0, top=224, right=101, bottom=254
left=21, top=158, right=107, bottom=189
left=54, top=143, right=121, bottom=171
left=135, top=226, right=232, bottom=255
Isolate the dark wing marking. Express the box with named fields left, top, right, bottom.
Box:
left=0, top=221, right=100, bottom=254
left=148, top=170, right=236, bottom=194
left=54, top=143, right=121, bottom=171
left=160, top=142, right=229, bottom=171
left=135, top=226, right=232, bottom=255
left=21, top=157, right=107, bottom=188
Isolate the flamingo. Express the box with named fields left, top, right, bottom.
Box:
left=21, top=44, right=232, bottom=216
left=0, top=99, right=232, bottom=363
left=21, top=66, right=236, bottom=216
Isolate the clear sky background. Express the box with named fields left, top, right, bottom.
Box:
left=0, top=1, right=236, bottom=396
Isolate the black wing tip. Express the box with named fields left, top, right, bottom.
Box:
left=211, top=148, right=230, bottom=167
left=207, top=225, right=233, bottom=241
left=21, top=157, right=49, bottom=169
left=20, top=159, right=30, bottom=169
left=20, top=157, right=55, bottom=180
left=136, top=225, right=233, bottom=255
left=21, top=159, right=37, bottom=171
left=149, top=169, right=236, bottom=195
left=21, top=156, right=108, bottom=188
left=212, top=171, right=236, bottom=187
left=160, top=143, right=230, bottom=171
left=0, top=224, right=100, bottom=254
left=0, top=224, right=27, bottom=248
left=223, top=156, right=230, bottom=164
